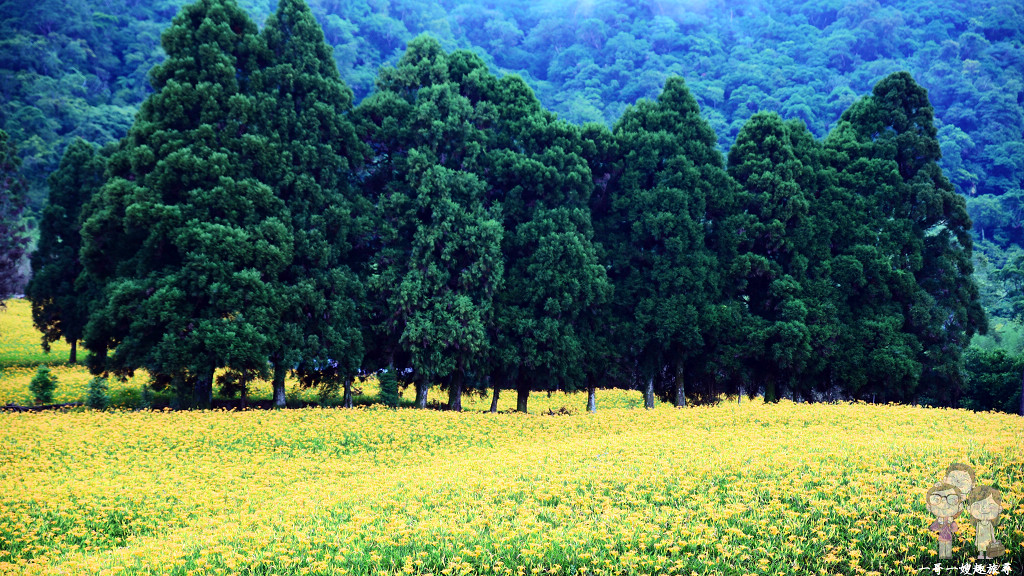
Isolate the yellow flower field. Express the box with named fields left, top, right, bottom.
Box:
left=2, top=300, right=1023, bottom=575
left=0, top=299, right=641, bottom=410
left=0, top=299, right=345, bottom=407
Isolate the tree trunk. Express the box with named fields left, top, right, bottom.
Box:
left=644, top=375, right=655, bottom=409
left=448, top=371, right=463, bottom=412
left=587, top=385, right=596, bottom=413
left=416, top=381, right=428, bottom=409
left=738, top=385, right=743, bottom=405
left=674, top=361, right=686, bottom=408
left=68, top=339, right=77, bottom=364
left=240, top=376, right=248, bottom=410
left=516, top=378, right=530, bottom=413
left=342, top=379, right=353, bottom=408
left=764, top=379, right=777, bottom=403
left=489, top=383, right=500, bottom=413
left=272, top=362, right=287, bottom=408
left=1020, top=368, right=1023, bottom=417
left=193, top=370, right=213, bottom=409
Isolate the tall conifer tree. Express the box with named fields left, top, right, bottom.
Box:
left=728, top=113, right=815, bottom=402
left=357, top=37, right=504, bottom=410
left=781, top=120, right=846, bottom=400
left=27, top=138, right=106, bottom=363
left=389, top=155, right=503, bottom=412
left=827, top=72, right=986, bottom=404
left=579, top=122, right=628, bottom=413
left=485, top=74, right=610, bottom=414
left=253, top=0, right=368, bottom=407
left=599, top=77, right=731, bottom=408
left=81, top=0, right=289, bottom=407
left=358, top=38, right=607, bottom=413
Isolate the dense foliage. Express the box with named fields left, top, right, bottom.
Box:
left=11, top=0, right=1020, bottom=413
left=356, top=38, right=507, bottom=411
left=27, top=364, right=56, bottom=404
left=253, top=0, right=369, bottom=407
left=3, top=0, right=1022, bottom=258
left=0, top=130, right=30, bottom=303
left=963, top=347, right=1024, bottom=414
left=25, top=138, right=106, bottom=363
left=596, top=77, right=734, bottom=408
left=79, top=0, right=289, bottom=407
left=727, top=112, right=823, bottom=403
left=357, top=37, right=609, bottom=413
left=825, top=71, right=987, bottom=405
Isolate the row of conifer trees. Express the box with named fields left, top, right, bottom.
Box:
left=24, top=0, right=986, bottom=411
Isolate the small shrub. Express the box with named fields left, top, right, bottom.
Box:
left=86, top=377, right=109, bottom=409
left=216, top=370, right=250, bottom=400
left=28, top=365, right=58, bottom=405
left=139, top=383, right=153, bottom=409
left=378, top=369, right=399, bottom=408
left=317, top=383, right=337, bottom=406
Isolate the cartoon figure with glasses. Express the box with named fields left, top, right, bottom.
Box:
left=926, top=482, right=964, bottom=559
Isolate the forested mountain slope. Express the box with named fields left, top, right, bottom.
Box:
left=2, top=0, right=1022, bottom=246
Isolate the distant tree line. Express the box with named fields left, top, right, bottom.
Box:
left=13, top=0, right=1023, bottom=414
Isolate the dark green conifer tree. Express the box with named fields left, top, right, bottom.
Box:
left=80, top=0, right=289, bottom=408
left=27, top=138, right=106, bottom=363
left=253, top=0, right=368, bottom=408
left=358, top=37, right=608, bottom=413
left=781, top=120, right=845, bottom=401
left=579, top=122, right=627, bottom=413
left=728, top=113, right=815, bottom=402
left=826, top=72, right=986, bottom=405
left=357, top=37, right=504, bottom=411
left=389, top=157, right=503, bottom=412
left=485, top=74, right=610, bottom=414
left=598, top=77, right=731, bottom=409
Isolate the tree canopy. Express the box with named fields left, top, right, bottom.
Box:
left=4, top=0, right=1021, bottom=262
left=598, top=76, right=733, bottom=408
left=824, top=71, right=987, bottom=405
left=9, top=0, right=1009, bottom=413
left=80, top=0, right=289, bottom=407
left=252, top=0, right=368, bottom=407
left=26, top=138, right=106, bottom=363
left=356, top=36, right=609, bottom=413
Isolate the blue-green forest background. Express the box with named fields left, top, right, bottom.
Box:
left=2, top=0, right=1023, bottom=371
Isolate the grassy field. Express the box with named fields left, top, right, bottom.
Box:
left=1, top=299, right=1023, bottom=575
